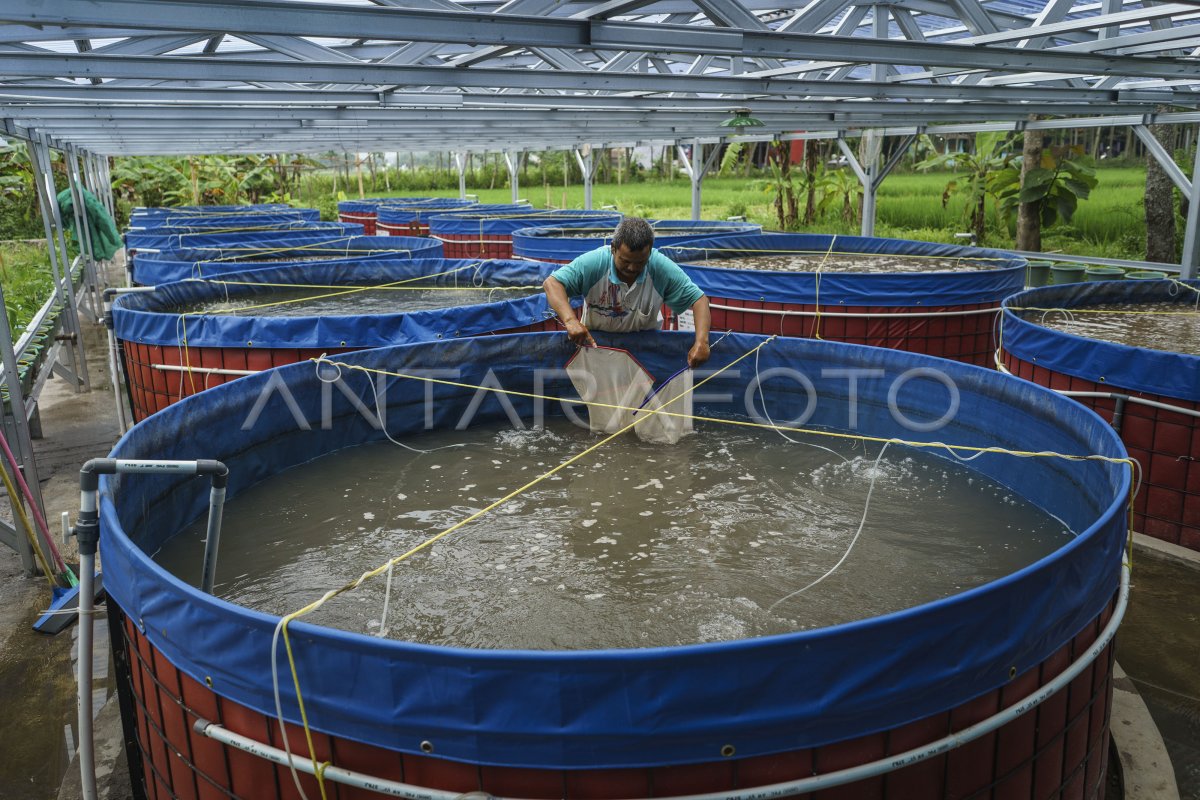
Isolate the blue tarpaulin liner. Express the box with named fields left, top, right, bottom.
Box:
left=429, top=209, right=621, bottom=237
left=124, top=223, right=364, bottom=254
left=337, top=198, right=430, bottom=215
left=99, top=331, right=1127, bottom=770
left=129, top=204, right=309, bottom=221
left=129, top=210, right=320, bottom=229
left=131, top=235, right=443, bottom=285
left=662, top=233, right=1026, bottom=307
left=1002, top=279, right=1200, bottom=402
left=375, top=198, right=481, bottom=227
left=512, top=219, right=763, bottom=262
left=113, top=258, right=560, bottom=349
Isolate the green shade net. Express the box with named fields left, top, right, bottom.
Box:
left=56, top=187, right=123, bottom=260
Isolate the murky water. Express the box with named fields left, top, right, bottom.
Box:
left=156, top=419, right=1072, bottom=650
left=173, top=286, right=540, bottom=316
left=686, top=254, right=1004, bottom=273
left=1024, top=300, right=1200, bottom=356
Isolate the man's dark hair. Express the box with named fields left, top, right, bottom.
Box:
left=611, top=217, right=655, bottom=252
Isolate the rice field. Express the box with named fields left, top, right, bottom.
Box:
left=367, top=167, right=1154, bottom=260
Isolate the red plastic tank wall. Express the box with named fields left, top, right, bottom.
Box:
left=111, top=596, right=1116, bottom=800
left=378, top=221, right=432, bottom=237
left=120, top=316, right=563, bottom=422
left=435, top=233, right=515, bottom=259
left=1004, top=351, right=1200, bottom=551
left=709, top=296, right=1001, bottom=367
left=337, top=212, right=377, bottom=236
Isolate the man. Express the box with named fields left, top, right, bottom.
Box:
left=542, top=217, right=711, bottom=367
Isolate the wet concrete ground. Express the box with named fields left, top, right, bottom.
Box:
left=0, top=259, right=123, bottom=800
left=1117, top=548, right=1200, bottom=800
left=0, top=253, right=1196, bottom=799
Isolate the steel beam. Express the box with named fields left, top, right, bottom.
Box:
left=1182, top=137, right=1200, bottom=280
left=7, top=1, right=1200, bottom=80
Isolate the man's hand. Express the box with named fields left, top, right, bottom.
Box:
left=687, top=339, right=710, bottom=368
left=566, top=319, right=597, bottom=348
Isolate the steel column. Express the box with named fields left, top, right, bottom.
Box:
left=1181, top=131, right=1200, bottom=279
left=28, top=135, right=90, bottom=392
left=504, top=150, right=520, bottom=204
left=454, top=151, right=467, bottom=200
left=0, top=281, right=47, bottom=575
left=574, top=146, right=597, bottom=210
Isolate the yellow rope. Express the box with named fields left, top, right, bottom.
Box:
left=272, top=344, right=1137, bottom=794
left=276, top=336, right=778, bottom=798
left=174, top=264, right=491, bottom=382
left=811, top=235, right=837, bottom=340
left=312, top=355, right=1134, bottom=466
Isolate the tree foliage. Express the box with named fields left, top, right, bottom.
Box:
left=916, top=131, right=1015, bottom=243
left=990, top=145, right=1098, bottom=228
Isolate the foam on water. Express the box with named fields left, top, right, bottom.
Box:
left=689, top=254, right=1002, bottom=273
left=156, top=420, right=1072, bottom=649
left=1025, top=300, right=1200, bottom=356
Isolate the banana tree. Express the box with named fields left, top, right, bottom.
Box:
left=917, top=131, right=1015, bottom=243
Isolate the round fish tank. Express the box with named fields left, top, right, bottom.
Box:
left=663, top=233, right=1025, bottom=367
left=336, top=198, right=429, bottom=235
left=131, top=203, right=305, bottom=217
left=429, top=209, right=622, bottom=259
left=124, top=221, right=364, bottom=256
left=365, top=198, right=480, bottom=237
left=512, top=219, right=764, bottom=264
left=1000, top=278, right=1200, bottom=550
left=130, top=235, right=442, bottom=285
left=380, top=202, right=530, bottom=240
left=112, top=259, right=560, bottom=421
left=101, top=331, right=1127, bottom=798
left=129, top=208, right=319, bottom=228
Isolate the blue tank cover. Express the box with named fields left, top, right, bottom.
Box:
left=130, top=235, right=443, bottom=285
left=124, top=222, right=365, bottom=253
left=113, top=258, right=560, bottom=348
left=663, top=233, right=1026, bottom=307
left=429, top=209, right=622, bottom=236
left=100, top=332, right=1128, bottom=771
left=375, top=198, right=482, bottom=226
left=337, top=198, right=430, bottom=215
left=128, top=210, right=320, bottom=229
left=132, top=203, right=301, bottom=216
left=1002, top=279, right=1200, bottom=402
left=512, top=219, right=763, bottom=262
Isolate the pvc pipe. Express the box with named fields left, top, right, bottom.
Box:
left=200, top=483, right=228, bottom=594
left=77, top=555, right=96, bottom=800
left=994, top=356, right=1200, bottom=420
left=75, top=484, right=99, bottom=800
left=194, top=564, right=1129, bottom=800
left=74, top=458, right=229, bottom=800
left=708, top=302, right=1000, bottom=319
left=105, top=324, right=129, bottom=434
left=151, top=364, right=257, bottom=377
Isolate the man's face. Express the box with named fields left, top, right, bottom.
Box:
left=612, top=242, right=651, bottom=284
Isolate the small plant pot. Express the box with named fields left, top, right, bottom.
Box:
left=1085, top=266, right=1125, bottom=281
left=1125, top=270, right=1168, bottom=280
left=1049, top=263, right=1087, bottom=285
left=1026, top=260, right=1053, bottom=287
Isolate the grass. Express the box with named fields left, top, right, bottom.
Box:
left=0, top=241, right=55, bottom=340
left=350, top=166, right=1154, bottom=260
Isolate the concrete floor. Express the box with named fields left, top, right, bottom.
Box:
left=1117, top=540, right=1200, bottom=800
left=0, top=259, right=1196, bottom=799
